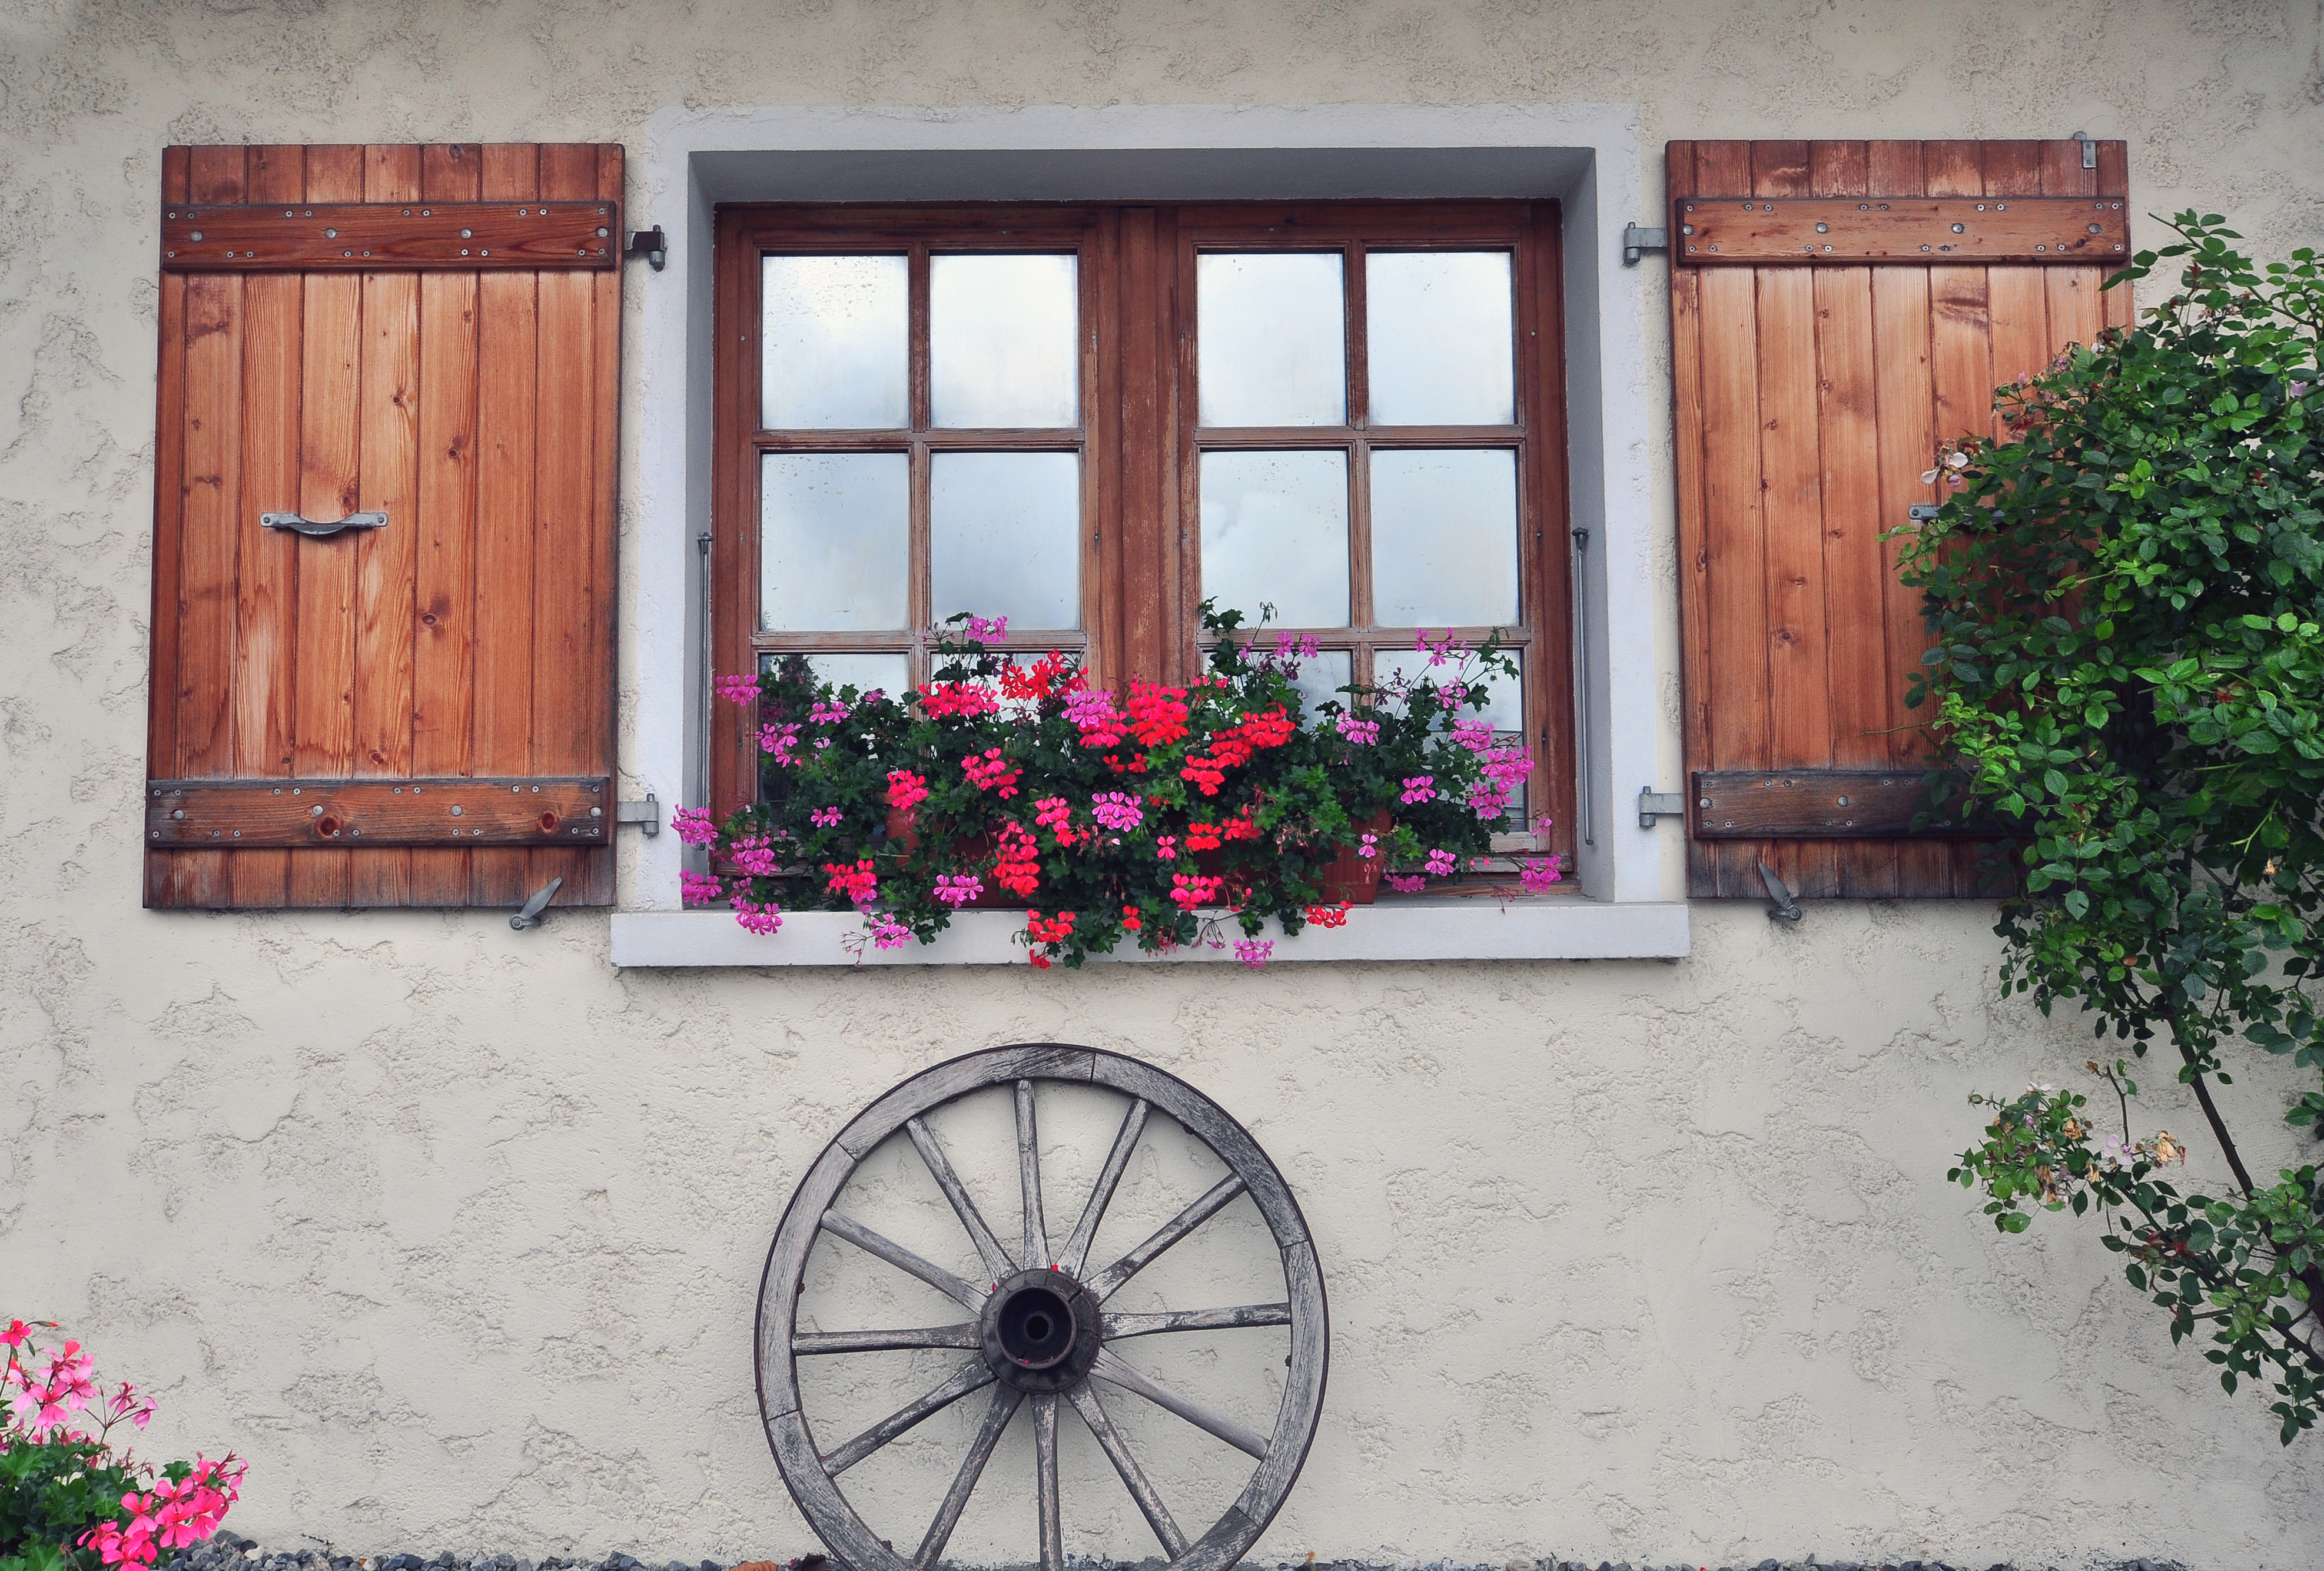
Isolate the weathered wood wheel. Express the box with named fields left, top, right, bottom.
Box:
left=757, top=1045, right=1329, bottom=1571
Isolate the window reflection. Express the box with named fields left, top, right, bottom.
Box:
left=759, top=453, right=910, bottom=631
left=1199, top=450, right=1350, bottom=630
left=1366, top=253, right=1516, bottom=426
left=930, top=451, right=1082, bottom=630
left=931, top=255, right=1080, bottom=429
left=760, top=255, right=908, bottom=430
left=1197, top=254, right=1347, bottom=427
left=1370, top=449, right=1520, bottom=627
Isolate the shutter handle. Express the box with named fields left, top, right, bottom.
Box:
left=509, top=876, right=564, bottom=931
left=261, top=510, right=389, bottom=539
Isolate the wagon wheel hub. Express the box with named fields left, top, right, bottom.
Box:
left=981, top=1267, right=1103, bottom=1390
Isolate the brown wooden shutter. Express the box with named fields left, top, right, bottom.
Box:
left=145, top=142, right=621, bottom=909
left=1667, top=138, right=2131, bottom=899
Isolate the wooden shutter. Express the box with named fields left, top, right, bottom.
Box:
left=1667, top=138, right=2131, bottom=899
left=145, top=142, right=621, bottom=909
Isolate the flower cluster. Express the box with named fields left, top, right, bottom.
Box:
left=680, top=871, right=723, bottom=907
left=934, top=873, right=984, bottom=908
left=961, top=748, right=1023, bottom=797
left=1233, top=938, right=1274, bottom=969
left=682, top=603, right=1559, bottom=964
left=4, top=1322, right=245, bottom=1570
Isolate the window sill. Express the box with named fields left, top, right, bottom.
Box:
left=609, top=898, right=1689, bottom=967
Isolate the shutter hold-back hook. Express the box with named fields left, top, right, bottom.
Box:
left=510, top=876, right=564, bottom=931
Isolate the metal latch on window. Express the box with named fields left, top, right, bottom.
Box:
left=1638, top=788, right=1688, bottom=829
left=1622, top=224, right=1668, bottom=265
left=616, top=791, right=660, bottom=836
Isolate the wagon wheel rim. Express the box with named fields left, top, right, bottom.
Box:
left=756, top=1044, right=1330, bottom=1571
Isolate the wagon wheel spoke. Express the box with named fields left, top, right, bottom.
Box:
left=907, top=1114, right=1017, bottom=1281
left=1082, top=1175, right=1247, bottom=1301
left=1015, top=1079, right=1050, bottom=1266
left=791, top=1323, right=982, bottom=1356
left=1090, top=1347, right=1269, bottom=1460
left=1100, top=1303, right=1291, bottom=1341
left=1066, top=1381, right=1188, bottom=1557
left=1033, top=1392, right=1063, bottom=1571
left=819, top=1208, right=987, bottom=1311
left=912, top=1381, right=1024, bottom=1571
left=821, top=1359, right=995, bottom=1476
left=1057, top=1097, right=1148, bottom=1277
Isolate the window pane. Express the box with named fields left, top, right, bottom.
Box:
left=930, top=451, right=1081, bottom=630
left=931, top=255, right=1079, bottom=429
left=759, top=453, right=909, bottom=631
left=1375, top=649, right=1523, bottom=732
left=1366, top=253, right=1516, bottom=426
left=1197, top=254, right=1346, bottom=427
left=761, top=255, right=908, bottom=430
left=1370, top=449, right=1519, bottom=627
left=1199, top=450, right=1350, bottom=630
left=1285, top=649, right=1353, bottom=722
left=761, top=651, right=911, bottom=703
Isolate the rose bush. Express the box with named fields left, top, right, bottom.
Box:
left=679, top=602, right=1561, bottom=966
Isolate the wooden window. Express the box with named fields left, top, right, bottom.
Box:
left=1668, top=138, right=2132, bottom=899
left=712, top=202, right=1576, bottom=863
left=145, top=142, right=622, bottom=910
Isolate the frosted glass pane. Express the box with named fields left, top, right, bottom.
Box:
left=931, top=255, right=1079, bottom=429
left=1366, top=253, right=1516, bottom=426
left=761, top=255, right=908, bottom=429
left=759, top=453, right=908, bottom=631
left=930, top=451, right=1081, bottom=630
left=1197, top=254, right=1346, bottom=427
left=761, top=651, right=911, bottom=703
left=1370, top=449, right=1520, bottom=627
left=1375, top=649, right=1523, bottom=732
left=1200, top=450, right=1350, bottom=630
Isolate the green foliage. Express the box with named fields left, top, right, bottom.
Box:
left=0, top=1436, right=136, bottom=1571
left=1905, top=212, right=2324, bottom=1441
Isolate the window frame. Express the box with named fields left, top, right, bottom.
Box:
left=711, top=197, right=1576, bottom=859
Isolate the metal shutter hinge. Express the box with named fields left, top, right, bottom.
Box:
left=626, top=225, right=666, bottom=270
left=1622, top=224, right=1668, bottom=264
left=1638, top=788, right=1686, bottom=829
left=2071, top=131, right=2097, bottom=170
left=1907, top=503, right=1942, bottom=522
left=617, top=791, right=660, bottom=836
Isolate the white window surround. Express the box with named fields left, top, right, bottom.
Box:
left=613, top=103, right=1687, bottom=967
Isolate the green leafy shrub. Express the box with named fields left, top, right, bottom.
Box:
left=1903, top=214, right=2324, bottom=1442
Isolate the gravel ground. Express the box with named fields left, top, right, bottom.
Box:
left=165, top=1537, right=2194, bottom=1571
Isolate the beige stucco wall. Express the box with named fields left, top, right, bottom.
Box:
left=5, top=2, right=2324, bottom=1567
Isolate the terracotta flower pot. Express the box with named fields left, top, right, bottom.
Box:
left=1319, top=810, right=1391, bottom=905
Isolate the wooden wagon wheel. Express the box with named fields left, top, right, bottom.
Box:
left=756, top=1044, right=1329, bottom=1571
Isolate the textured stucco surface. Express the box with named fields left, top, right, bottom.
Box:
left=4, top=1, right=2324, bottom=1567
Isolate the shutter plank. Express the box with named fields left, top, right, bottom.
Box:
left=171, top=146, right=249, bottom=908
left=1923, top=144, right=1999, bottom=896
left=1984, top=144, right=2051, bottom=440
left=1809, top=141, right=1897, bottom=898
left=348, top=144, right=422, bottom=906
left=527, top=144, right=606, bottom=907
left=228, top=145, right=307, bottom=909
left=2096, top=141, right=2134, bottom=333
left=2040, top=140, right=2103, bottom=350
left=471, top=144, right=541, bottom=907
left=1669, top=144, right=1719, bottom=896
left=409, top=143, right=483, bottom=906
left=1753, top=142, right=1837, bottom=900
left=288, top=145, right=366, bottom=908
left=146, top=149, right=193, bottom=908
left=584, top=142, right=623, bottom=904
left=1695, top=142, right=1772, bottom=898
